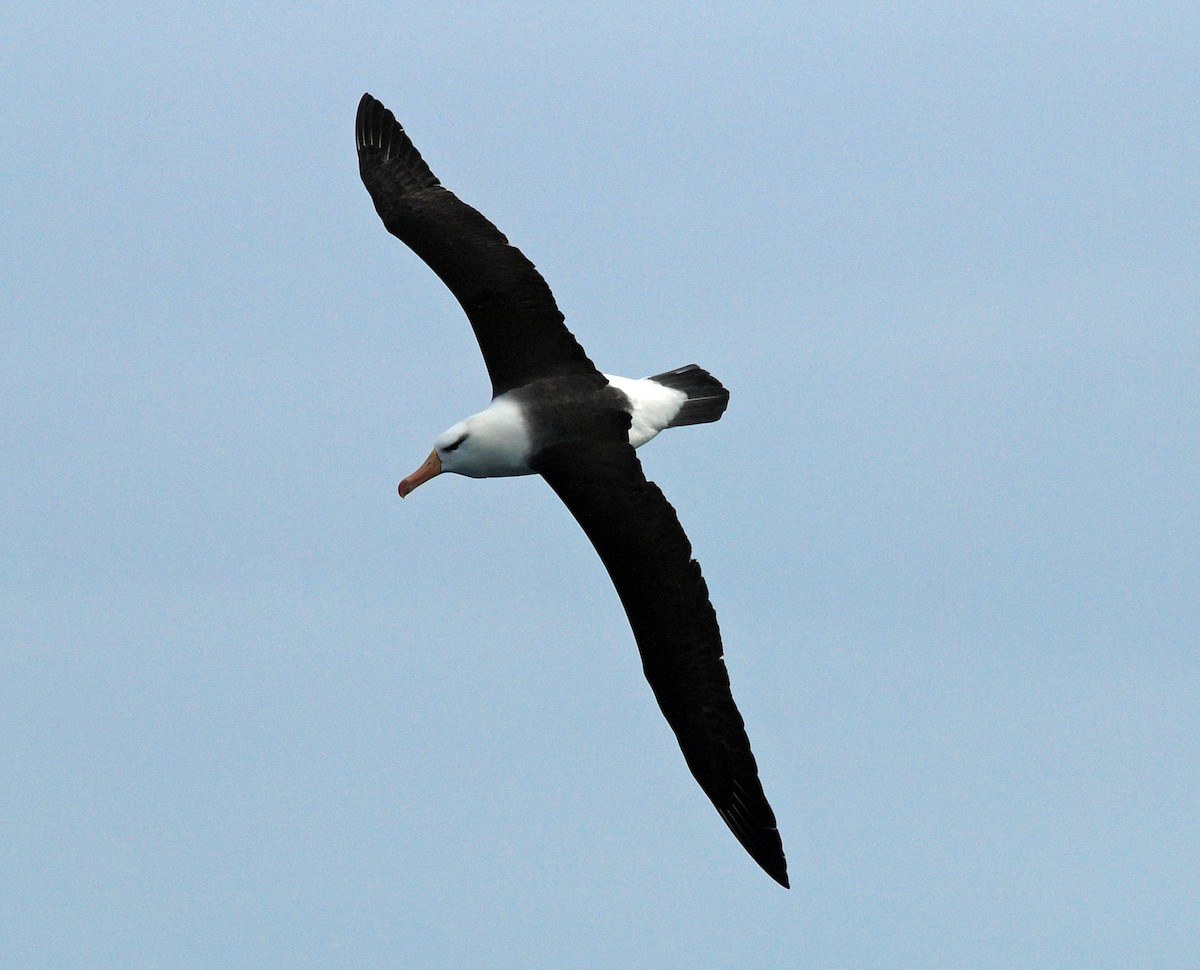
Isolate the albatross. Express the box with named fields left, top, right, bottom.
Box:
left=356, top=93, right=788, bottom=888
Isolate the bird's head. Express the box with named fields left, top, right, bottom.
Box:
left=398, top=400, right=530, bottom=498
left=396, top=419, right=474, bottom=497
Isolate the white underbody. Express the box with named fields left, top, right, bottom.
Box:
left=433, top=374, right=687, bottom=479
left=602, top=374, right=688, bottom=449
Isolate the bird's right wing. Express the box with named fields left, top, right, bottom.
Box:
left=356, top=93, right=601, bottom=397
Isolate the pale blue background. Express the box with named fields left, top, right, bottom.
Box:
left=3, top=3, right=1197, bottom=967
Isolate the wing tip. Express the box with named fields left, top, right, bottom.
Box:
left=765, top=855, right=791, bottom=889
left=355, top=91, right=389, bottom=156
left=720, top=811, right=790, bottom=888
left=355, top=91, right=440, bottom=191
left=738, top=830, right=790, bottom=888
left=718, top=778, right=790, bottom=888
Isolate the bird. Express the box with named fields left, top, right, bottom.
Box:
left=356, top=92, right=788, bottom=888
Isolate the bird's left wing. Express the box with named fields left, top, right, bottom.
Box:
left=532, top=437, right=789, bottom=888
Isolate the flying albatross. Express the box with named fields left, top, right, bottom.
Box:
left=356, top=93, right=788, bottom=888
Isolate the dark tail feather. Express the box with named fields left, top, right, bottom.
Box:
left=647, top=365, right=730, bottom=428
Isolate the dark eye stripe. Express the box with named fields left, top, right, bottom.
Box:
left=444, top=434, right=468, bottom=453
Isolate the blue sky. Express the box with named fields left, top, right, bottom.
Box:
left=3, top=3, right=1197, bottom=967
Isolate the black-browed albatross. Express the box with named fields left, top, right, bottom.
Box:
left=356, top=93, right=788, bottom=888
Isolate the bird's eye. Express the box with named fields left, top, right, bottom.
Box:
left=443, top=434, right=468, bottom=453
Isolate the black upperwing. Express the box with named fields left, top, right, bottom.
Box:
left=356, top=93, right=601, bottom=397
left=532, top=435, right=789, bottom=888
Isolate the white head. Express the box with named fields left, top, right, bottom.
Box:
left=397, top=397, right=531, bottom=497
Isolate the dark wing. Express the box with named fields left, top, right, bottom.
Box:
left=356, top=93, right=601, bottom=397
left=532, top=435, right=789, bottom=888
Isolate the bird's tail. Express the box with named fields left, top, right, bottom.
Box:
left=647, top=365, right=730, bottom=427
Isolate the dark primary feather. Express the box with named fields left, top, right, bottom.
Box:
left=532, top=434, right=789, bottom=889
left=355, top=93, right=600, bottom=397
